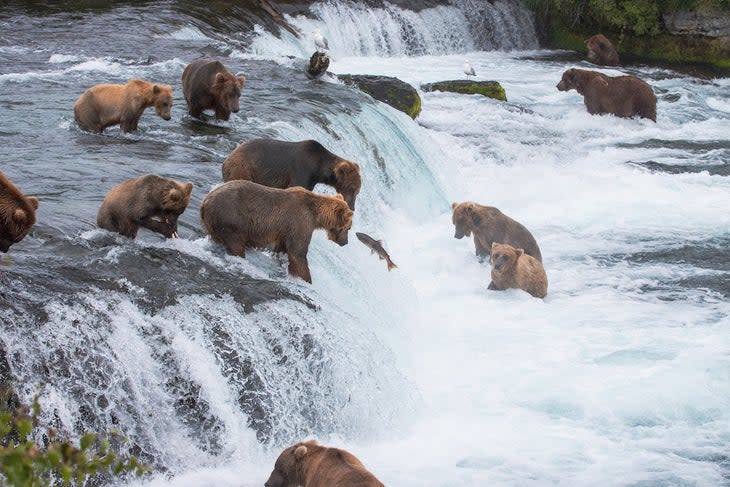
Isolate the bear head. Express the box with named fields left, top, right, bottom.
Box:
left=213, top=71, right=245, bottom=120
left=490, top=242, right=522, bottom=273
left=158, top=181, right=193, bottom=236
left=152, top=84, right=173, bottom=121
left=265, top=440, right=319, bottom=487
left=333, top=160, right=361, bottom=211
left=451, top=201, right=482, bottom=239
left=325, top=194, right=353, bottom=246
left=556, top=68, right=580, bottom=92
left=0, top=193, right=39, bottom=253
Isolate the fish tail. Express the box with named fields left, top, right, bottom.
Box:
left=386, top=259, right=397, bottom=271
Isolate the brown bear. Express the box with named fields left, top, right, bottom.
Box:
left=97, top=174, right=193, bottom=239
left=181, top=57, right=245, bottom=121
left=586, top=34, right=620, bottom=66
left=221, top=138, right=362, bottom=210
left=557, top=68, right=657, bottom=122
left=73, top=79, right=173, bottom=133
left=0, top=171, right=39, bottom=253
left=451, top=201, right=542, bottom=262
left=200, top=180, right=353, bottom=284
left=488, top=242, right=548, bottom=299
left=265, top=439, right=385, bottom=487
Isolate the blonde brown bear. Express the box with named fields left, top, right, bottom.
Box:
left=74, top=79, right=173, bottom=133
left=489, top=242, right=548, bottom=298
left=0, top=171, right=39, bottom=253
left=265, top=439, right=385, bottom=487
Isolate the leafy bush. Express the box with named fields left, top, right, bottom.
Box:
left=0, top=396, right=148, bottom=486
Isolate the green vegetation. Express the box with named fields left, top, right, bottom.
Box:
left=0, top=395, right=148, bottom=486
left=421, top=81, right=508, bottom=102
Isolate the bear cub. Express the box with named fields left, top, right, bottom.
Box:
left=97, top=174, right=193, bottom=239
left=489, top=242, right=548, bottom=298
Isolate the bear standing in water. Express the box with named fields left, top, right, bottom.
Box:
left=97, top=174, right=193, bottom=239
left=200, top=180, right=353, bottom=284
left=557, top=68, right=656, bottom=122
left=74, top=79, right=173, bottom=133
left=265, top=440, right=385, bottom=487
left=489, top=242, right=548, bottom=298
left=451, top=201, right=542, bottom=262
left=0, top=171, right=39, bottom=253
left=222, top=138, right=361, bottom=210
left=181, top=57, right=245, bottom=121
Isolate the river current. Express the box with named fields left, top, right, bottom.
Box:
left=1, top=1, right=729, bottom=486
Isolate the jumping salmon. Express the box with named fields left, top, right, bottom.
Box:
left=356, top=232, right=397, bottom=271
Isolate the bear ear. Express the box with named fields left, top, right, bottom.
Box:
left=334, top=193, right=344, bottom=201
left=183, top=182, right=193, bottom=196
left=491, top=242, right=498, bottom=250
left=516, top=248, right=524, bottom=256
left=294, top=445, right=308, bottom=459
left=215, top=72, right=226, bottom=85
left=153, top=85, right=161, bottom=95
left=12, top=208, right=27, bottom=224
left=237, top=75, right=246, bottom=88
left=27, top=196, right=39, bottom=210
left=451, top=202, right=458, bottom=210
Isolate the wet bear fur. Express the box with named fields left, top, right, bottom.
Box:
left=181, top=57, right=245, bottom=121
left=221, top=138, right=362, bottom=210
left=586, top=34, right=620, bottom=66
left=200, top=180, right=353, bottom=284
left=74, top=79, right=173, bottom=133
left=557, top=68, right=656, bottom=122
left=0, top=171, right=39, bottom=253
left=451, top=201, right=542, bottom=262
left=97, top=174, right=193, bottom=239
left=489, top=242, right=548, bottom=298
left=265, top=439, right=385, bottom=487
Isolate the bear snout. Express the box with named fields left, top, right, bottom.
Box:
left=454, top=230, right=464, bottom=239
left=556, top=80, right=567, bottom=91
left=0, top=240, right=11, bottom=253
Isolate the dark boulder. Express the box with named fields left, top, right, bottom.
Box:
left=306, top=51, right=330, bottom=79
left=338, top=74, right=422, bottom=119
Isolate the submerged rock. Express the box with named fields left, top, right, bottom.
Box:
left=338, top=74, right=422, bottom=119
left=421, top=80, right=507, bottom=101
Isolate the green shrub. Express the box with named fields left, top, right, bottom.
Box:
left=0, top=396, right=148, bottom=486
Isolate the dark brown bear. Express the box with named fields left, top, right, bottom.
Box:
left=585, top=34, right=620, bottom=66
left=265, top=439, right=385, bottom=487
left=557, top=68, right=657, bottom=122
left=73, top=79, right=173, bottom=133
left=489, top=242, right=548, bottom=298
left=451, top=201, right=542, bottom=262
left=181, top=57, right=245, bottom=121
left=0, top=171, right=39, bottom=253
left=97, top=174, right=193, bottom=239
left=200, top=180, right=353, bottom=284
left=221, top=138, right=362, bottom=210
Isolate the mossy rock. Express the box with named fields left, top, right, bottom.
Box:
left=338, top=74, right=422, bottom=119
left=421, top=80, right=507, bottom=101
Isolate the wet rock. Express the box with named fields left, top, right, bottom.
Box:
left=421, top=80, right=507, bottom=101
left=306, top=51, right=330, bottom=79
left=338, top=74, right=422, bottom=119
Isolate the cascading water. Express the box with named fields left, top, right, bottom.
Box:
left=1, top=1, right=729, bottom=486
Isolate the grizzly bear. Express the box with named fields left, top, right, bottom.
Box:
left=181, top=57, right=245, bottom=121
left=489, top=242, right=548, bottom=299
left=0, top=171, right=39, bottom=253
left=557, top=68, right=656, bottom=122
left=451, top=201, right=542, bottom=262
left=97, top=174, right=193, bottom=239
left=221, top=138, right=362, bottom=210
left=265, top=439, right=385, bottom=487
left=74, top=79, right=173, bottom=133
left=586, top=34, right=620, bottom=66
left=200, top=180, right=353, bottom=284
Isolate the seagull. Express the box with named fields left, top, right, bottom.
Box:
left=312, top=29, right=329, bottom=51
left=463, top=59, right=476, bottom=78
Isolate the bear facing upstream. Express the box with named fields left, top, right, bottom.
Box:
left=222, top=138, right=362, bottom=210
left=74, top=79, right=173, bottom=133
left=265, top=439, right=385, bottom=487
left=585, top=34, right=620, bottom=66
left=181, top=57, right=245, bottom=121
left=452, top=201, right=542, bottom=262
left=0, top=171, right=39, bottom=253
left=489, top=242, right=548, bottom=299
left=557, top=68, right=656, bottom=122
left=97, top=174, right=193, bottom=239
left=200, top=180, right=353, bottom=284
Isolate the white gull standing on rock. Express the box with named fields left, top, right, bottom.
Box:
left=463, top=59, right=476, bottom=78
left=312, top=29, right=329, bottom=51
